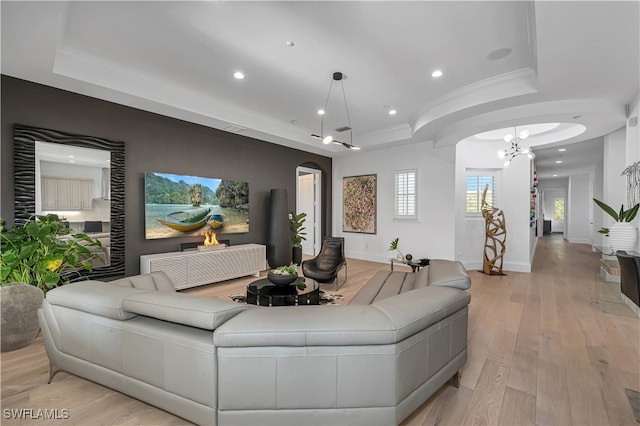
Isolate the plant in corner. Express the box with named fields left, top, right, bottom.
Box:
left=593, top=198, right=640, bottom=251
left=0, top=213, right=102, bottom=293
left=289, top=211, right=307, bottom=264
left=0, top=214, right=102, bottom=352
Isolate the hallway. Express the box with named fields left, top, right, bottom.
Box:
left=404, top=235, right=640, bottom=425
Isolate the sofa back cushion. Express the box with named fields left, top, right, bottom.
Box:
left=45, top=281, right=148, bottom=320
left=348, top=270, right=416, bottom=305
left=110, top=271, right=176, bottom=292
left=122, top=292, right=247, bottom=330
left=427, top=259, right=471, bottom=289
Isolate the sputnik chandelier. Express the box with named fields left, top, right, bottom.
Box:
left=311, top=72, right=360, bottom=150
left=497, top=127, right=535, bottom=167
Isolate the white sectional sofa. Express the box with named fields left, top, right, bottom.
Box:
left=38, top=260, right=471, bottom=425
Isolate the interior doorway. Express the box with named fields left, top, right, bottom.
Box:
left=296, top=166, right=322, bottom=256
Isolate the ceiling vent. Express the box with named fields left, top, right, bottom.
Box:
left=335, top=126, right=351, bottom=132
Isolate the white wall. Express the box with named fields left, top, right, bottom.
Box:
left=626, top=94, right=639, bottom=165
left=599, top=128, right=628, bottom=247
left=332, top=141, right=456, bottom=263
left=455, top=139, right=533, bottom=272
left=567, top=173, right=592, bottom=244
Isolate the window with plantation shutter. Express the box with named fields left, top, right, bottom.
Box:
left=466, top=172, right=497, bottom=216
left=394, top=169, right=417, bottom=220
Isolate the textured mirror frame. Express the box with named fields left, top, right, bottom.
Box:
left=13, top=124, right=125, bottom=280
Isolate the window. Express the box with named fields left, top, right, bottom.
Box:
left=554, top=199, right=565, bottom=221
left=466, top=172, right=496, bottom=215
left=394, top=169, right=417, bottom=220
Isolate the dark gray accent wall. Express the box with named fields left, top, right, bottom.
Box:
left=1, top=76, right=332, bottom=276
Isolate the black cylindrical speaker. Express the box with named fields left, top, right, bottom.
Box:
left=267, top=188, right=292, bottom=268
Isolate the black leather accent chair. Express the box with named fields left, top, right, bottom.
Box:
left=615, top=250, right=640, bottom=308
left=302, top=237, right=346, bottom=288
left=83, top=221, right=103, bottom=233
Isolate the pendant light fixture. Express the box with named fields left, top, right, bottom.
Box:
left=311, top=72, right=360, bottom=150
left=497, top=127, right=535, bottom=167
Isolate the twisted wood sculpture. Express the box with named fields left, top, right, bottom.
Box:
left=481, top=184, right=507, bottom=275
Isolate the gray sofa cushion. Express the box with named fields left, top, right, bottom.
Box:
left=45, top=281, right=147, bottom=320
left=214, top=304, right=395, bottom=347
left=372, top=286, right=470, bottom=342
left=349, top=259, right=470, bottom=305
left=214, top=285, right=470, bottom=347
left=122, top=292, right=247, bottom=330
left=110, top=271, right=176, bottom=292
left=427, top=259, right=471, bottom=289
left=348, top=270, right=416, bottom=304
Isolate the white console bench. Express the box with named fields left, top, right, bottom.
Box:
left=140, top=244, right=266, bottom=290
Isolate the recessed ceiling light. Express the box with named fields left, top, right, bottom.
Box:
left=233, top=71, right=245, bottom=80
left=68, top=155, right=74, bottom=158
left=558, top=148, right=566, bottom=152
left=431, top=70, right=443, bottom=78
left=317, top=109, right=325, bottom=115
left=388, top=109, right=397, bottom=115
left=285, top=40, right=295, bottom=47
left=553, top=174, right=558, bottom=177
left=69, top=160, right=75, bottom=163
left=555, top=160, right=563, bottom=164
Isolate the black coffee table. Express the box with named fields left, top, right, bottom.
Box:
left=246, top=278, right=319, bottom=306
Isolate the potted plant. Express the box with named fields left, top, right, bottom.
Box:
left=388, top=237, right=405, bottom=260
left=290, top=211, right=307, bottom=265
left=0, top=214, right=102, bottom=351
left=593, top=198, right=640, bottom=251
left=267, top=264, right=299, bottom=286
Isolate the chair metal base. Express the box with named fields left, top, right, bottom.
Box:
left=317, top=264, right=347, bottom=292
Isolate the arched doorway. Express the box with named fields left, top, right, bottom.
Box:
left=296, top=166, right=322, bottom=256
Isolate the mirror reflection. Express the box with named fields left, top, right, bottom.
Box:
left=35, top=141, right=112, bottom=266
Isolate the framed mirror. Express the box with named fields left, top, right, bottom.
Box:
left=14, top=124, right=125, bottom=280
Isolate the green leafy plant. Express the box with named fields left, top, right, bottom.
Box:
left=268, top=264, right=305, bottom=288
left=388, top=237, right=404, bottom=259
left=270, top=264, right=298, bottom=275
left=289, top=211, right=307, bottom=248
left=593, top=198, right=640, bottom=235
left=1, top=214, right=102, bottom=293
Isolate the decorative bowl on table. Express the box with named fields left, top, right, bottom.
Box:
left=267, top=272, right=298, bottom=286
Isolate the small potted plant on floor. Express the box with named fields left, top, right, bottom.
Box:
left=290, top=212, right=307, bottom=265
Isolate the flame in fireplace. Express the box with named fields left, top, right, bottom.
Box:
left=203, top=229, right=220, bottom=246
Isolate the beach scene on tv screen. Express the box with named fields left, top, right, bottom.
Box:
left=145, top=172, right=249, bottom=239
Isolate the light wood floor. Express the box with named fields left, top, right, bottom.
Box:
left=1, top=236, right=638, bottom=425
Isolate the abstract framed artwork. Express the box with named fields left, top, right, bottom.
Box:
left=342, top=174, right=377, bottom=234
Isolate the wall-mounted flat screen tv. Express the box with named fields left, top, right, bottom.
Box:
left=145, top=172, right=249, bottom=240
